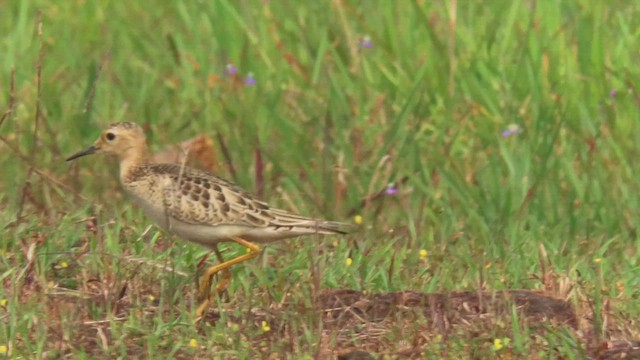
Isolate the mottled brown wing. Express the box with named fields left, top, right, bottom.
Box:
left=129, top=163, right=354, bottom=235
left=152, top=163, right=280, bottom=227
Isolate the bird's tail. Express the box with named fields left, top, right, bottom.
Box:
left=313, top=220, right=357, bottom=235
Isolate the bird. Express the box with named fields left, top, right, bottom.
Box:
left=66, top=122, right=354, bottom=319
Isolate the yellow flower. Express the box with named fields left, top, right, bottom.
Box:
left=261, top=321, right=271, bottom=332
left=419, top=249, right=428, bottom=259
left=60, top=261, right=68, bottom=268
left=594, top=258, right=602, bottom=264
left=492, top=337, right=510, bottom=351
left=492, top=338, right=503, bottom=351
left=189, top=339, right=198, bottom=348
left=148, top=295, right=155, bottom=302
left=345, top=257, right=353, bottom=266
left=0, top=345, right=7, bottom=354
left=0, top=299, right=7, bottom=308
left=354, top=215, right=363, bottom=225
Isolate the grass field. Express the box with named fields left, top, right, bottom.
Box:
left=2, top=1, right=640, bottom=358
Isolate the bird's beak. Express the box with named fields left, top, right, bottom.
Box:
left=66, top=145, right=98, bottom=161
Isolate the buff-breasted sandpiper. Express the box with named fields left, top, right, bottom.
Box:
left=66, top=122, right=354, bottom=319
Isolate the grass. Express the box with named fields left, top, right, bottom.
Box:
left=2, top=0, right=640, bottom=358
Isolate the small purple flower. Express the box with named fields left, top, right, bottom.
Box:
left=610, top=89, right=617, bottom=98
left=501, top=124, right=523, bottom=138
left=244, top=72, right=256, bottom=86
left=385, top=183, right=399, bottom=195
left=226, top=63, right=238, bottom=76
left=359, top=35, right=373, bottom=49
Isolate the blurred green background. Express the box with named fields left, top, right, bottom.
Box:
left=1, top=0, right=640, bottom=357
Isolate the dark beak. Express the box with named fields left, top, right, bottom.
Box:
left=66, top=145, right=98, bottom=161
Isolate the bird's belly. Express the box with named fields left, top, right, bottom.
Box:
left=165, top=220, right=255, bottom=247
left=129, top=194, right=287, bottom=247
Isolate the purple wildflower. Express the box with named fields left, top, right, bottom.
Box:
left=226, top=63, right=238, bottom=76
left=610, top=89, right=617, bottom=98
left=244, top=73, right=256, bottom=86
left=501, top=124, right=523, bottom=138
left=385, top=183, right=399, bottom=195
left=359, top=35, right=373, bottom=49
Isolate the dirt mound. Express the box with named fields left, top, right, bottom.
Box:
left=202, top=288, right=637, bottom=359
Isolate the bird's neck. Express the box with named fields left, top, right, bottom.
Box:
left=118, top=144, right=150, bottom=183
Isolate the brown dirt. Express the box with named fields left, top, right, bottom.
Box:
left=16, top=256, right=639, bottom=360
left=194, top=288, right=639, bottom=359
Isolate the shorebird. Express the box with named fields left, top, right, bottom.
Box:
left=66, top=122, right=353, bottom=319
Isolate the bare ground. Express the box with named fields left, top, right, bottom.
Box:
left=198, top=288, right=638, bottom=359
left=7, top=271, right=640, bottom=359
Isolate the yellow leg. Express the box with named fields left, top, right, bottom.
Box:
left=195, top=245, right=233, bottom=297
left=211, top=245, right=232, bottom=295
left=195, top=237, right=261, bottom=319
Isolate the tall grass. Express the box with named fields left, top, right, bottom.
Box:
left=1, top=0, right=640, bottom=357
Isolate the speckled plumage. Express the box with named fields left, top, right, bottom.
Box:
left=123, top=162, right=352, bottom=246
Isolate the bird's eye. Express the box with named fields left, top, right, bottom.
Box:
left=105, top=132, right=116, bottom=141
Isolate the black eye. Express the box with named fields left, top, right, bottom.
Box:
left=105, top=132, right=116, bottom=141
